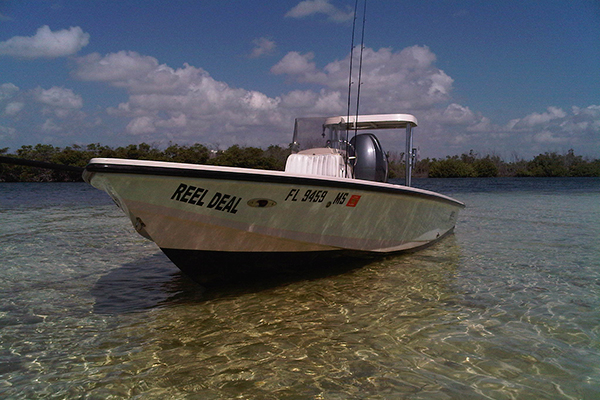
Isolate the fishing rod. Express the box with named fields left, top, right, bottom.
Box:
left=354, top=0, right=367, bottom=140
left=344, top=0, right=367, bottom=178
left=345, top=0, right=360, bottom=177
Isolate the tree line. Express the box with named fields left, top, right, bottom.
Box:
left=1, top=143, right=599, bottom=182
left=388, top=149, right=600, bottom=179
left=0, top=143, right=290, bottom=182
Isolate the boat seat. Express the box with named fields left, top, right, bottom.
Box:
left=285, top=148, right=346, bottom=177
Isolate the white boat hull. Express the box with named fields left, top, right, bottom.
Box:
left=84, top=158, right=464, bottom=280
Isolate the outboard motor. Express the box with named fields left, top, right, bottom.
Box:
left=349, top=133, right=388, bottom=182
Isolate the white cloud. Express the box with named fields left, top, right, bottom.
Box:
left=73, top=51, right=160, bottom=88
left=271, top=51, right=325, bottom=81
left=127, top=116, right=157, bottom=135
left=0, top=26, right=89, bottom=59
left=273, top=45, right=453, bottom=111
left=156, top=112, right=187, bottom=129
left=30, top=86, right=85, bottom=122
left=73, top=51, right=292, bottom=145
left=466, top=117, right=492, bottom=132
left=286, top=0, right=354, bottom=22
left=67, top=46, right=462, bottom=148
left=438, top=104, right=477, bottom=125
left=34, top=86, right=83, bottom=110
left=5, top=102, right=25, bottom=116
left=505, top=106, right=599, bottom=145
left=12, top=46, right=580, bottom=158
left=250, top=37, right=276, bottom=58
left=0, top=83, right=94, bottom=143
left=313, top=90, right=345, bottom=114
left=533, top=130, right=568, bottom=144
left=510, top=106, right=567, bottom=129
left=68, top=45, right=461, bottom=148
left=0, top=83, right=19, bottom=101
left=280, top=90, right=320, bottom=108
left=41, top=118, right=63, bottom=132
left=0, top=124, right=17, bottom=142
left=569, top=105, right=600, bottom=132
left=427, top=104, right=600, bottom=158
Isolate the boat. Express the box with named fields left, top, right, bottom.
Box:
left=83, top=113, right=465, bottom=282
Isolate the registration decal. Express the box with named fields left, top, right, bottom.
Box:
left=346, top=195, right=361, bottom=207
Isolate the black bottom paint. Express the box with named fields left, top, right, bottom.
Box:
left=160, top=249, right=376, bottom=284
left=160, top=230, right=454, bottom=285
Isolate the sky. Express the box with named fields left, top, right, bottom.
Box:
left=0, top=0, right=599, bottom=160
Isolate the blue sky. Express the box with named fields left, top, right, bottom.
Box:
left=1, top=0, right=599, bottom=159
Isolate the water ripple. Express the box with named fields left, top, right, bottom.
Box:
left=1, top=180, right=599, bottom=398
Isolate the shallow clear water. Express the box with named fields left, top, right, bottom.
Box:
left=1, top=178, right=599, bottom=399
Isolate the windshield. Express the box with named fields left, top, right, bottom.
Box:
left=291, top=117, right=352, bottom=154
left=291, top=117, right=326, bottom=153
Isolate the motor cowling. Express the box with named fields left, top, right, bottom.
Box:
left=349, top=133, right=388, bottom=182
